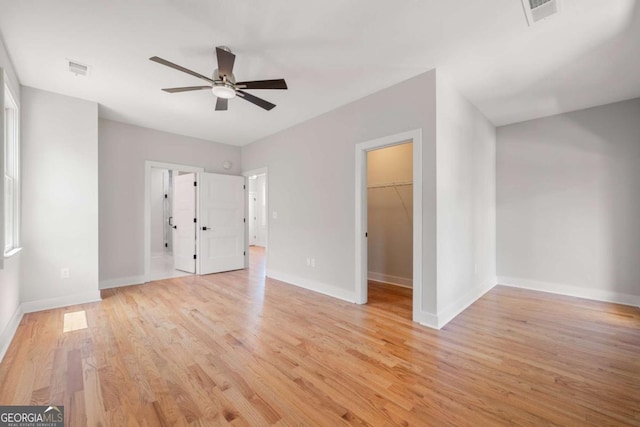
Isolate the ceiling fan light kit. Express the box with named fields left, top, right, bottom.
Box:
left=212, top=83, right=236, bottom=99
left=150, top=46, right=287, bottom=111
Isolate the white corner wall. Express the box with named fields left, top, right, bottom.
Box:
left=98, top=119, right=241, bottom=287
left=242, top=70, right=438, bottom=317
left=20, top=86, right=100, bottom=310
left=497, top=98, right=640, bottom=306
left=435, top=73, right=497, bottom=327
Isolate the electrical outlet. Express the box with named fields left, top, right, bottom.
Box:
left=61, top=268, right=70, bottom=279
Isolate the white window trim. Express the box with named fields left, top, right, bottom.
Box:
left=3, top=80, right=20, bottom=258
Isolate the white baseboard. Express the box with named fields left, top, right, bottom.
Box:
left=414, top=310, right=439, bottom=329
left=267, top=269, right=356, bottom=303
left=433, top=279, right=497, bottom=329
left=0, top=304, right=24, bottom=363
left=368, top=272, right=412, bottom=288
left=498, top=276, right=640, bottom=307
left=21, top=290, right=102, bottom=314
left=99, top=275, right=145, bottom=290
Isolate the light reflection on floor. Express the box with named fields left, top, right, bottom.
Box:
left=63, top=310, right=88, bottom=333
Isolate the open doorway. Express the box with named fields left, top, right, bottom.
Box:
left=243, top=168, right=268, bottom=276
left=366, top=142, right=413, bottom=319
left=355, top=129, right=423, bottom=323
left=144, top=161, right=204, bottom=283
left=149, top=168, right=198, bottom=280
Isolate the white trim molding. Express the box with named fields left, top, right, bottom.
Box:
left=412, top=280, right=496, bottom=330
left=0, top=304, right=24, bottom=363
left=267, top=269, right=357, bottom=304
left=498, top=276, right=640, bottom=307
left=21, top=289, right=102, bottom=314
left=368, top=272, right=413, bottom=288
left=435, top=280, right=496, bottom=329
left=414, top=310, right=439, bottom=330
left=20, top=290, right=102, bottom=314
left=99, top=275, right=146, bottom=290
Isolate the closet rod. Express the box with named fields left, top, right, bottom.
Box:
left=367, top=180, right=413, bottom=190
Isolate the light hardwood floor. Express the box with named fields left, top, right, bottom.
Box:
left=1, top=247, right=639, bottom=426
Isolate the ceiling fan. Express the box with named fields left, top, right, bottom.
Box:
left=149, top=46, right=287, bottom=111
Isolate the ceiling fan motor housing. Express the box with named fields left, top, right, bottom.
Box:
left=213, top=69, right=236, bottom=84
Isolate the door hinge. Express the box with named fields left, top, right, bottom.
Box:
left=193, top=254, right=197, bottom=260
left=194, top=181, right=197, bottom=187
left=164, top=194, right=168, bottom=198
left=243, top=184, right=246, bottom=190
left=365, top=232, right=368, bottom=237
left=243, top=218, right=246, bottom=223
left=244, top=251, right=246, bottom=256
left=193, top=218, right=197, bottom=223
left=165, top=243, right=168, bottom=247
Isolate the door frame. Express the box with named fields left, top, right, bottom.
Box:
left=354, top=129, right=423, bottom=322
left=242, top=167, right=268, bottom=270
left=144, top=161, right=204, bottom=283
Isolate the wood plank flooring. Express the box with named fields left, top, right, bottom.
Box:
left=1, top=247, right=639, bottom=426
left=367, top=281, right=412, bottom=319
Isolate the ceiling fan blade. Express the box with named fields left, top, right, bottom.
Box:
left=215, top=98, right=228, bottom=111
left=150, top=56, right=214, bottom=84
left=237, top=90, right=276, bottom=111
left=236, top=79, right=288, bottom=90
left=162, top=86, right=211, bottom=93
left=216, top=47, right=236, bottom=78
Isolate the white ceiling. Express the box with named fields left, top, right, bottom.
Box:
left=0, top=0, right=638, bottom=146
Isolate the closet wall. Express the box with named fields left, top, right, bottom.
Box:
left=367, top=142, right=413, bottom=287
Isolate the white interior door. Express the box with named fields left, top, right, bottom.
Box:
left=173, top=173, right=196, bottom=273
left=198, top=173, right=245, bottom=274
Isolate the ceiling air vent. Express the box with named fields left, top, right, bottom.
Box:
left=67, top=60, right=89, bottom=77
left=521, top=0, right=560, bottom=25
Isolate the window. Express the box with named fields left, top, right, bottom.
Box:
left=4, top=82, right=19, bottom=255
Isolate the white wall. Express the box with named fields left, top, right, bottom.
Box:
left=150, top=168, right=165, bottom=255
left=20, top=86, right=100, bottom=307
left=99, top=119, right=242, bottom=286
left=0, top=36, right=22, bottom=359
left=242, top=70, right=438, bottom=316
left=497, top=98, right=640, bottom=305
left=367, top=143, right=413, bottom=286
left=435, top=74, right=497, bottom=325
